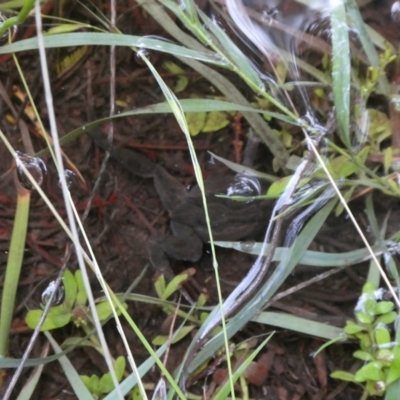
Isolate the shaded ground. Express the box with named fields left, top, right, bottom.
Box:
left=1, top=0, right=400, bottom=399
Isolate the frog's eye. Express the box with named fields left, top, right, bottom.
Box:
left=226, top=175, right=262, bottom=197
left=186, top=183, right=196, bottom=192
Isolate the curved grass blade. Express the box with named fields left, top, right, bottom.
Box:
left=35, top=99, right=293, bottom=158
left=208, top=152, right=278, bottom=182
left=0, top=0, right=36, bottom=36
left=0, top=32, right=225, bottom=65
left=0, top=335, right=98, bottom=368
left=347, top=0, right=390, bottom=95
left=185, top=198, right=338, bottom=376
left=214, top=241, right=389, bottom=268
left=198, top=9, right=264, bottom=92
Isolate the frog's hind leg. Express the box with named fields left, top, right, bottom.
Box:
left=168, top=221, right=204, bottom=262
left=148, top=237, right=176, bottom=281
left=148, top=236, right=200, bottom=304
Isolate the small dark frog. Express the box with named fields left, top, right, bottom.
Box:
left=149, top=165, right=270, bottom=276
left=91, top=134, right=270, bottom=280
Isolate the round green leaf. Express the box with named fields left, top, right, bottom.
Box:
left=375, top=326, right=391, bottom=346
left=114, top=356, right=126, bottom=382
left=374, top=301, right=394, bottom=315
left=344, top=320, right=365, bottom=335
left=186, top=112, right=206, bottom=136
left=330, top=371, right=357, bottom=382
left=353, top=350, right=373, bottom=361
left=202, top=111, right=230, bottom=133
left=152, top=325, right=195, bottom=345
left=25, top=308, right=72, bottom=331
left=354, top=361, right=384, bottom=382
left=375, top=311, right=397, bottom=325
left=356, top=311, right=373, bottom=324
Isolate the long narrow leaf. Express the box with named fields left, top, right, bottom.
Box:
left=35, top=99, right=294, bottom=159
left=198, top=9, right=264, bottom=91
left=186, top=198, right=337, bottom=375
left=45, top=332, right=94, bottom=400
left=253, top=312, right=343, bottom=340
left=0, top=32, right=225, bottom=65
left=330, top=0, right=351, bottom=148
left=214, top=241, right=389, bottom=267
left=0, top=190, right=30, bottom=357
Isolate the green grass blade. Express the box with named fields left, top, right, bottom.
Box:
left=137, top=48, right=236, bottom=397
left=252, top=312, right=343, bottom=340
left=0, top=0, right=35, bottom=35
left=45, top=332, right=95, bottom=399
left=0, top=32, right=225, bottom=65
left=347, top=0, right=390, bottom=95
left=132, top=52, right=217, bottom=398
left=0, top=0, right=34, bottom=10
left=0, top=190, right=30, bottom=357
left=34, top=99, right=293, bottom=159
left=214, top=241, right=387, bottom=268
left=0, top=337, right=93, bottom=368
left=330, top=0, right=351, bottom=148
left=198, top=9, right=264, bottom=91
left=208, top=152, right=278, bottom=182
left=347, top=0, right=379, bottom=66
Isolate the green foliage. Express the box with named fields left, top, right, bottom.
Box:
left=186, top=109, right=231, bottom=136
left=365, top=109, right=392, bottom=151
left=80, top=356, right=126, bottom=399
left=154, top=270, right=192, bottom=301
left=152, top=325, right=195, bottom=345
left=0, top=0, right=36, bottom=36
left=152, top=271, right=204, bottom=345
left=25, top=270, right=126, bottom=331
left=331, top=282, right=400, bottom=397
left=360, top=44, right=397, bottom=98
left=162, top=60, right=189, bottom=93
left=151, top=270, right=226, bottom=352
